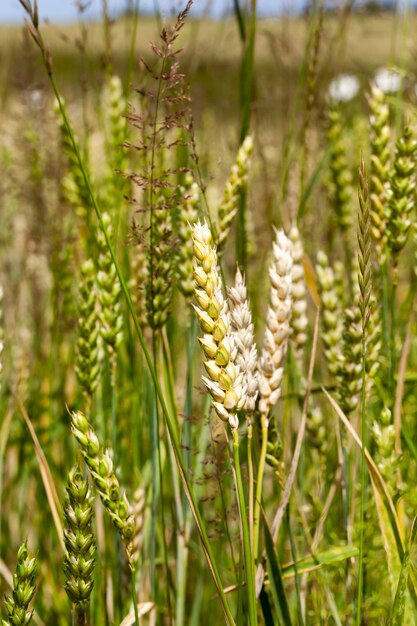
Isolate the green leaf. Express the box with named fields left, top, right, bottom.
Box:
left=388, top=516, right=417, bottom=626
left=281, top=545, right=359, bottom=579
left=263, top=513, right=292, bottom=626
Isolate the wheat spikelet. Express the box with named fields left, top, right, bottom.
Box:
left=371, top=406, right=398, bottom=491
left=147, top=194, right=174, bottom=329
left=129, top=239, right=148, bottom=328
left=215, top=136, right=253, bottom=253
left=130, top=486, right=146, bottom=568
left=326, top=106, right=353, bottom=232
left=192, top=221, right=246, bottom=429
left=177, top=172, right=200, bottom=299
left=96, top=212, right=123, bottom=352
left=75, top=259, right=100, bottom=411
left=101, top=75, right=128, bottom=213
left=2, top=543, right=37, bottom=626
left=385, top=126, right=417, bottom=276
left=368, top=84, right=391, bottom=259
left=227, top=268, right=258, bottom=415
left=316, top=251, right=344, bottom=377
left=70, top=411, right=135, bottom=568
left=258, top=229, right=293, bottom=417
left=289, top=225, right=308, bottom=370
left=54, top=98, right=91, bottom=219
left=63, top=466, right=96, bottom=611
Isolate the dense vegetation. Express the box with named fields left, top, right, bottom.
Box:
left=1, top=1, right=417, bottom=624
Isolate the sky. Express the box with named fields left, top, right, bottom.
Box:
left=1, top=0, right=414, bottom=23
left=0, top=0, right=309, bottom=23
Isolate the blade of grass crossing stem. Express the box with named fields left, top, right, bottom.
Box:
left=281, top=545, right=359, bottom=579
left=17, top=397, right=64, bottom=549
left=25, top=22, right=237, bottom=623
left=263, top=512, right=292, bottom=626
left=388, top=517, right=417, bottom=626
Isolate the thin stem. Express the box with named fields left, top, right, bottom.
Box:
left=247, top=422, right=254, bottom=550
left=253, top=413, right=268, bottom=561
left=131, top=569, right=140, bottom=626
left=356, top=324, right=367, bottom=625
left=232, top=429, right=257, bottom=626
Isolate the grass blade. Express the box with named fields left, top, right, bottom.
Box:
left=263, top=512, right=292, bottom=626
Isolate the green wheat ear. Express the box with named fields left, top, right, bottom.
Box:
left=326, top=105, right=353, bottom=233
left=368, top=84, right=391, bottom=260
left=70, top=410, right=135, bottom=569
left=63, top=465, right=96, bottom=615
left=96, top=212, right=123, bottom=354
left=75, top=259, right=100, bottom=412
left=214, top=136, right=253, bottom=254
left=385, top=126, right=417, bottom=279
left=2, top=543, right=37, bottom=626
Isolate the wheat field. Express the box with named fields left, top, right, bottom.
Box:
left=1, top=1, right=417, bottom=625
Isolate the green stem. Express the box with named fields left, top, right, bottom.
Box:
left=253, top=414, right=268, bottom=561
left=382, top=258, right=392, bottom=395
left=131, top=569, right=140, bottom=626
left=356, top=316, right=367, bottom=624
left=150, top=334, right=159, bottom=598
left=390, top=276, right=398, bottom=407
left=248, top=422, right=254, bottom=550
left=286, top=507, right=304, bottom=626
left=232, top=429, right=257, bottom=626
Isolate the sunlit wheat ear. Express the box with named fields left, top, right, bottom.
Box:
left=257, top=229, right=293, bottom=417
left=75, top=260, right=100, bottom=411
left=63, top=466, right=96, bottom=612
left=326, top=106, right=353, bottom=232
left=214, top=136, right=253, bottom=254
left=177, top=172, right=200, bottom=299
left=2, top=543, right=37, bottom=626
left=289, top=225, right=308, bottom=371
left=227, top=268, right=258, bottom=415
left=368, top=84, right=391, bottom=259
left=70, top=411, right=135, bottom=568
left=316, top=251, right=344, bottom=377
left=385, top=126, right=417, bottom=279
left=192, top=221, right=246, bottom=430
left=96, top=212, right=123, bottom=354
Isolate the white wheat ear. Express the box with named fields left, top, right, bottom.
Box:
left=228, top=268, right=258, bottom=415
left=258, top=229, right=293, bottom=417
